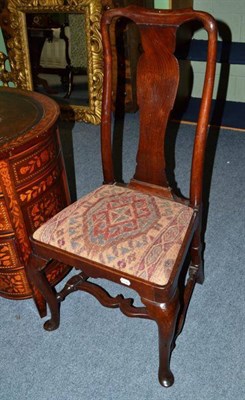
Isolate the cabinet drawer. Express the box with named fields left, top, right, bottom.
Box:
left=0, top=237, right=22, bottom=270
left=10, top=134, right=59, bottom=186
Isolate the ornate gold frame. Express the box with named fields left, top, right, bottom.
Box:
left=0, top=0, right=103, bottom=124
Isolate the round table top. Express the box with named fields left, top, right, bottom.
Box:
left=0, top=87, right=60, bottom=154
left=0, top=90, right=44, bottom=142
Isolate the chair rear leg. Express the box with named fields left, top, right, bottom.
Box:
left=26, top=253, right=60, bottom=331
left=142, top=291, right=180, bottom=387
left=190, top=226, right=204, bottom=284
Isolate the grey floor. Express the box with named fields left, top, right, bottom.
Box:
left=0, top=114, right=244, bottom=400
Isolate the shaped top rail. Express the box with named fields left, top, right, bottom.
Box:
left=101, top=6, right=217, bottom=35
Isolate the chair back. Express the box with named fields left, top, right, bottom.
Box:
left=101, top=6, right=217, bottom=207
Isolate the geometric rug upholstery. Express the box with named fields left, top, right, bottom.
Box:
left=33, top=185, right=194, bottom=286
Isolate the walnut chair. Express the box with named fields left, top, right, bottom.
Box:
left=26, top=6, right=217, bottom=387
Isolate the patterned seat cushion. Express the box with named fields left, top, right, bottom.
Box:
left=33, top=185, right=194, bottom=286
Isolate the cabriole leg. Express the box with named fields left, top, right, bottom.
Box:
left=26, top=253, right=60, bottom=331
left=142, top=291, right=180, bottom=387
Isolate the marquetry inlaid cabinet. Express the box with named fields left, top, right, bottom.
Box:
left=0, top=88, right=70, bottom=312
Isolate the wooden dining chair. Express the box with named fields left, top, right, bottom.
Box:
left=26, top=6, right=217, bottom=387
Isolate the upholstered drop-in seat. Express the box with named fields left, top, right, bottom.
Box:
left=33, top=185, right=194, bottom=286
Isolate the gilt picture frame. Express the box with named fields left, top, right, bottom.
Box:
left=0, top=0, right=104, bottom=124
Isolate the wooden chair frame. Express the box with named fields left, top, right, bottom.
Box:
left=26, top=6, right=217, bottom=387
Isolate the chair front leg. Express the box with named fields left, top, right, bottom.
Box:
left=142, top=291, right=180, bottom=387
left=26, top=253, right=60, bottom=331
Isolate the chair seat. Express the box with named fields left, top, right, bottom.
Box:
left=33, top=185, right=194, bottom=286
